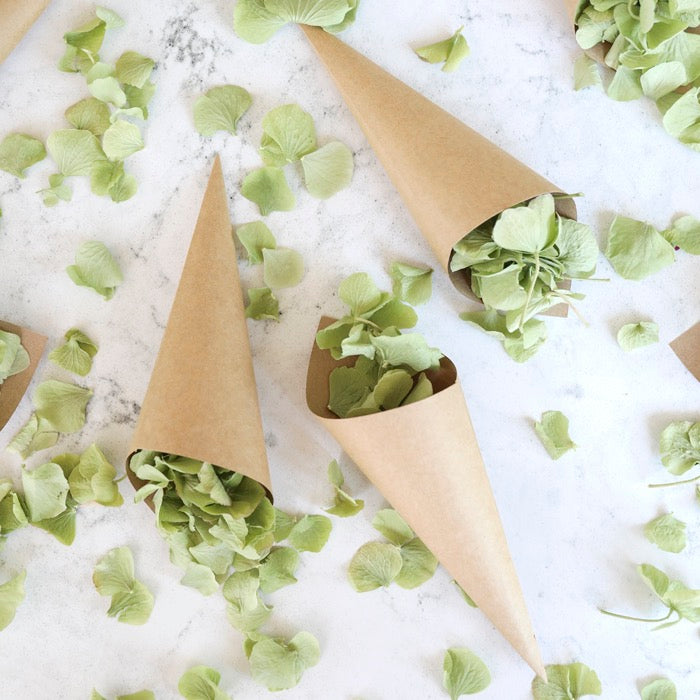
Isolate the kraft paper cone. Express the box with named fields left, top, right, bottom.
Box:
left=306, top=317, right=545, bottom=677
left=302, top=25, right=575, bottom=318
left=127, top=156, right=271, bottom=494
left=0, top=0, right=52, bottom=64
left=670, top=322, right=700, bottom=382
left=0, top=320, right=46, bottom=432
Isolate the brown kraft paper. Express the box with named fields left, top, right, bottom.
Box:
left=0, top=320, right=46, bottom=432
left=127, top=156, right=272, bottom=495
left=670, top=322, right=700, bottom=382
left=306, top=317, right=545, bottom=678
left=302, top=25, right=576, bottom=317
left=0, top=0, right=52, bottom=64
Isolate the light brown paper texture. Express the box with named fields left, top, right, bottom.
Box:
left=302, top=25, right=576, bottom=317
left=0, top=320, right=46, bottom=432
left=0, top=0, right=52, bottom=64
left=127, top=156, right=271, bottom=494
left=306, top=317, right=544, bottom=677
left=670, top=322, right=700, bottom=382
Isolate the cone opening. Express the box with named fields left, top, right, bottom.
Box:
left=447, top=192, right=577, bottom=301
left=126, top=447, right=274, bottom=506
left=306, top=316, right=458, bottom=420
left=0, top=320, right=47, bottom=432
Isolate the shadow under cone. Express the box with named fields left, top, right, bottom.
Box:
left=306, top=317, right=545, bottom=677
left=0, top=320, right=46, bottom=432
left=0, top=0, right=52, bottom=64
left=128, top=156, right=271, bottom=493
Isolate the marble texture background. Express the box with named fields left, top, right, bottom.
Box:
left=0, top=1, right=698, bottom=698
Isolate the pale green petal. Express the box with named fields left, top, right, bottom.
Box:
left=659, top=421, right=700, bottom=475
left=607, top=65, right=644, bottom=101
left=264, top=0, right=350, bottom=26
left=236, top=221, right=277, bottom=264
left=248, top=632, right=320, bottom=691
left=662, top=215, right=700, bottom=254
left=644, top=513, right=687, bottom=553
left=0, top=571, right=26, bottom=631
left=348, top=541, right=402, bottom=591
left=181, top=563, right=219, bottom=595
left=96, top=7, right=125, bottom=28
left=21, top=462, right=69, bottom=522
left=288, top=514, right=332, bottom=552
left=260, top=104, right=317, bottom=165
left=65, top=98, right=112, bottom=136
left=67, top=240, right=123, bottom=299
left=6, top=413, right=59, bottom=459
left=372, top=508, right=414, bottom=545
left=241, top=166, right=295, bottom=215
left=640, top=678, right=677, bottom=700
left=390, top=262, right=433, bottom=305
left=93, top=546, right=154, bottom=625
left=0, top=133, right=46, bottom=178
left=370, top=333, right=442, bottom=373
left=233, top=0, right=288, bottom=44
left=115, top=51, right=155, bottom=88
left=33, top=379, right=92, bottom=433
left=102, top=120, right=144, bottom=161
left=535, top=410, right=576, bottom=460
left=640, top=61, right=687, bottom=100
left=194, top=85, right=252, bottom=136
left=223, top=569, right=260, bottom=612
left=617, top=321, right=659, bottom=351
left=443, top=647, right=491, bottom=698
left=258, top=547, right=299, bottom=592
left=47, top=129, right=105, bottom=177
left=415, top=27, right=470, bottom=73
left=605, top=216, right=675, bottom=280
left=245, top=287, right=279, bottom=321
left=493, top=194, right=557, bottom=253
left=262, top=247, right=304, bottom=288
left=531, top=662, right=602, bottom=699
left=339, top=272, right=383, bottom=315
left=49, top=328, right=98, bottom=376
left=178, top=665, right=230, bottom=700
left=574, top=53, right=602, bottom=90
left=301, top=141, right=353, bottom=198
left=395, top=537, right=438, bottom=589
left=118, top=693, right=155, bottom=700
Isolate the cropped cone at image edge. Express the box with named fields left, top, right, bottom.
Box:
left=0, top=320, right=47, bottom=432
left=0, top=0, right=52, bottom=64
left=127, top=156, right=271, bottom=494
left=306, top=317, right=545, bottom=677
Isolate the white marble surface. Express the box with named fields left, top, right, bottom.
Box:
left=0, top=1, right=699, bottom=698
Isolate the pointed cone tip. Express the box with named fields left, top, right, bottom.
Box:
left=307, top=317, right=543, bottom=674
left=128, top=157, right=271, bottom=493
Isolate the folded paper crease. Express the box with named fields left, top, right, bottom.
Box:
left=127, top=156, right=271, bottom=494
left=306, top=317, right=544, bottom=677
left=302, top=25, right=575, bottom=317
left=0, top=0, right=52, bottom=64
left=0, top=320, right=46, bottom=432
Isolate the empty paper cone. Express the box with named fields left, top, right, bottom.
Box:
left=0, top=0, right=52, bottom=64
left=302, top=26, right=575, bottom=317
left=670, top=322, right=700, bottom=382
left=0, top=320, right=46, bottom=432
left=128, top=156, right=271, bottom=494
left=306, top=317, right=544, bottom=677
